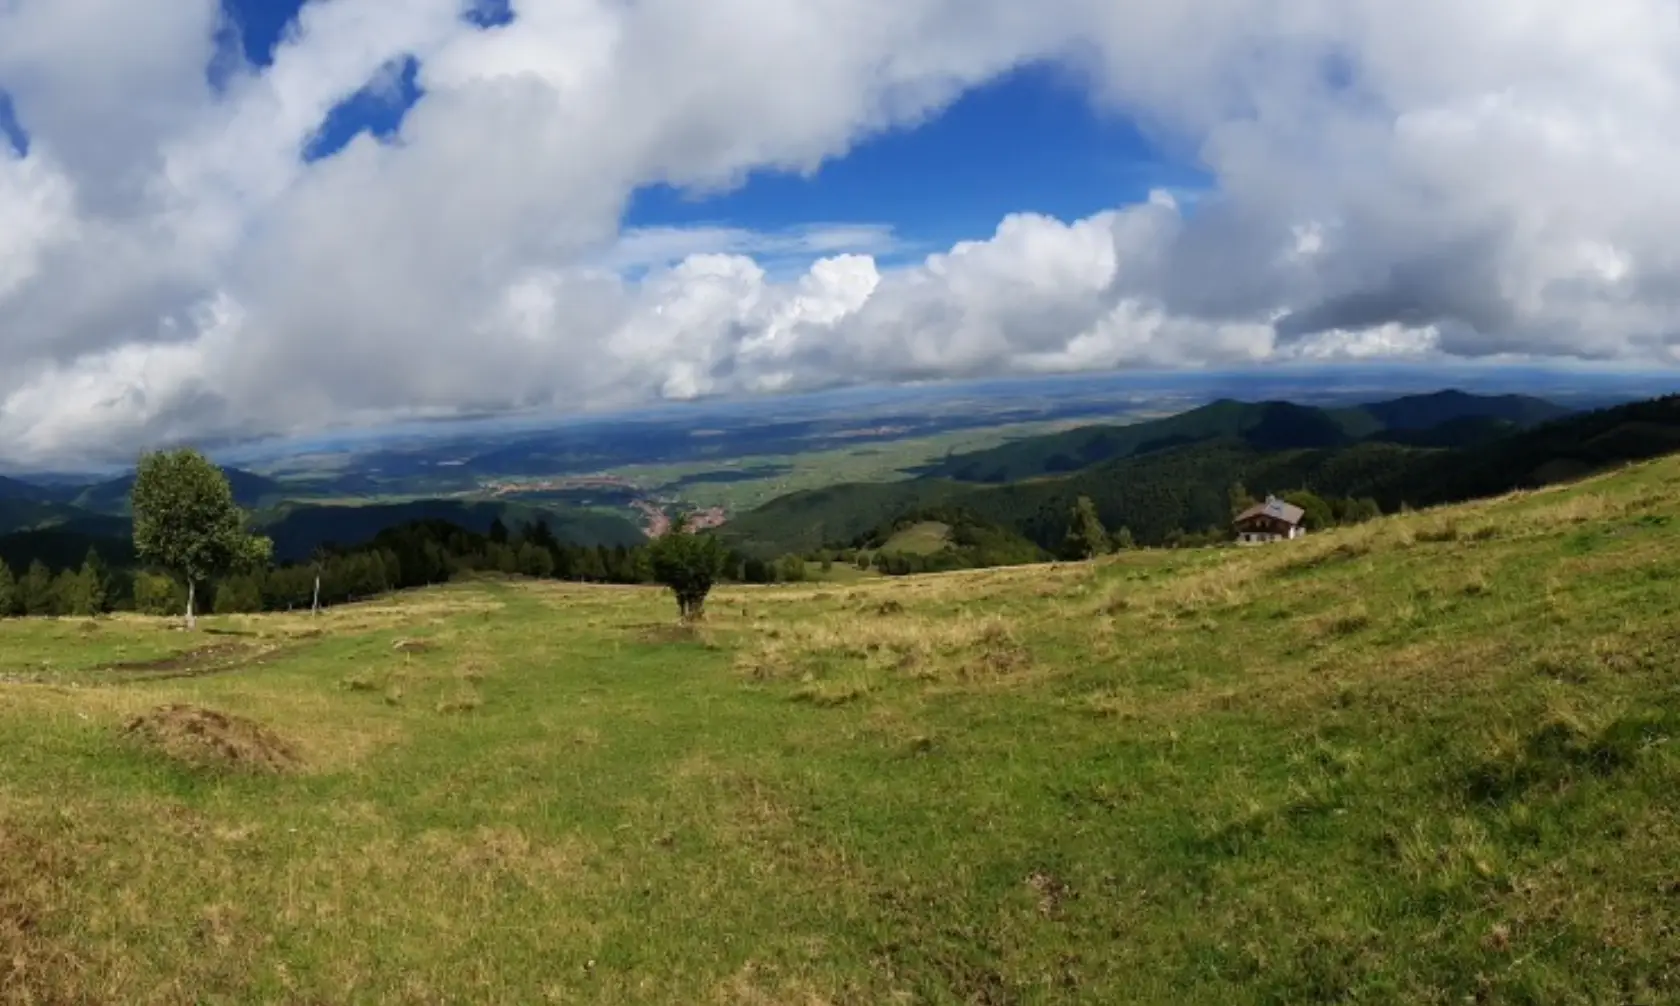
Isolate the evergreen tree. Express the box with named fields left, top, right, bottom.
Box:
left=576, top=547, right=607, bottom=582
left=1337, top=497, right=1383, bottom=524
left=1229, top=482, right=1257, bottom=519
left=54, top=560, right=106, bottom=617
left=0, top=559, right=15, bottom=617
left=20, top=560, right=55, bottom=616
left=52, top=570, right=82, bottom=616
left=488, top=517, right=510, bottom=545
left=1111, top=525, right=1136, bottom=550
left=517, top=541, right=556, bottom=578
left=486, top=542, right=519, bottom=575
left=79, top=549, right=109, bottom=615
left=522, top=519, right=558, bottom=551
left=1065, top=495, right=1112, bottom=560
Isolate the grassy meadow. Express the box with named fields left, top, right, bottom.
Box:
left=6, top=458, right=1680, bottom=1003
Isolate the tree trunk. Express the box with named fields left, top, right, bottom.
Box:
left=312, top=574, right=321, bottom=616
left=185, top=580, right=197, bottom=631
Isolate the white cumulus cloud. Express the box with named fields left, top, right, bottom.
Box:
left=2, top=0, right=1679, bottom=464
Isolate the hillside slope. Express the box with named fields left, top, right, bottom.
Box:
left=0, top=474, right=65, bottom=504
left=732, top=393, right=1680, bottom=557
left=1359, top=388, right=1571, bottom=430
left=69, top=466, right=292, bottom=515
left=0, top=499, right=105, bottom=537
left=922, top=390, right=1569, bottom=483
left=4, top=459, right=1680, bottom=1002
left=719, top=479, right=965, bottom=557
left=258, top=498, right=646, bottom=562
left=920, top=399, right=1360, bottom=483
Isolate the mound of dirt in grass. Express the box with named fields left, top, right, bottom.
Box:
left=121, top=705, right=301, bottom=775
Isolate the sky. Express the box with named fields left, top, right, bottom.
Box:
left=2, top=0, right=1680, bottom=465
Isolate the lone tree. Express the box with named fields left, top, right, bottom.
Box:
left=1065, top=495, right=1112, bottom=560
left=131, top=448, right=272, bottom=629
left=647, top=515, right=730, bottom=622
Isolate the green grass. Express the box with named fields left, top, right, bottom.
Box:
left=7, top=459, right=1680, bottom=1002
left=880, top=521, right=953, bottom=555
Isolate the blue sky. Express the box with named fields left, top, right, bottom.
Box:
left=212, top=0, right=1202, bottom=251
left=622, top=65, right=1206, bottom=250
left=0, top=90, right=26, bottom=157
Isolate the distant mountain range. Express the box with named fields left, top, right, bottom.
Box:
left=0, top=474, right=63, bottom=504
left=722, top=391, right=1680, bottom=558
left=918, top=390, right=1574, bottom=483
left=0, top=465, right=289, bottom=515
left=5, top=388, right=1676, bottom=575
left=0, top=463, right=646, bottom=570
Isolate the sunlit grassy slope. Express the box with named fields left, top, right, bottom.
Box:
left=6, top=457, right=1680, bottom=1004
left=880, top=520, right=954, bottom=555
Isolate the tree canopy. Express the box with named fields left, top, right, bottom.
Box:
left=1065, top=495, right=1112, bottom=560
left=131, top=448, right=272, bottom=628
left=647, top=518, right=731, bottom=621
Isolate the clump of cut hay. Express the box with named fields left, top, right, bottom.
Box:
left=122, top=704, right=301, bottom=775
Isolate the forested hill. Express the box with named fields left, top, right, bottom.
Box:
left=258, top=500, right=645, bottom=562
left=0, top=474, right=62, bottom=504
left=918, top=390, right=1572, bottom=483
left=68, top=466, right=292, bottom=515
left=724, top=393, right=1680, bottom=558
left=1358, top=389, right=1572, bottom=431
left=0, top=498, right=646, bottom=577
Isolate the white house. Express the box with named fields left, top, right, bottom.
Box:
left=1233, top=496, right=1306, bottom=544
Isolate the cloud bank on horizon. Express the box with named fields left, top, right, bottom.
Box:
left=2, top=0, right=1678, bottom=463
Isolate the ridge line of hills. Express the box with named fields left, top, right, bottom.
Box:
left=719, top=389, right=1680, bottom=558
left=0, top=465, right=646, bottom=571
left=8, top=387, right=1680, bottom=576
left=916, top=389, right=1574, bottom=484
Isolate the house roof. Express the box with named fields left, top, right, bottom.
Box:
left=1234, top=496, right=1306, bottom=527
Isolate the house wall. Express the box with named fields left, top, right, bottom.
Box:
left=1234, top=516, right=1304, bottom=544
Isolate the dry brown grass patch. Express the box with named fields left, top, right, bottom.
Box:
left=638, top=622, right=718, bottom=646
left=1515, top=491, right=1613, bottom=530
left=414, top=825, right=589, bottom=883
left=711, top=962, right=838, bottom=1006
left=1312, top=604, right=1374, bottom=639
left=0, top=824, right=90, bottom=1003
left=121, top=704, right=302, bottom=775
left=736, top=611, right=1033, bottom=685
left=790, top=678, right=874, bottom=707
